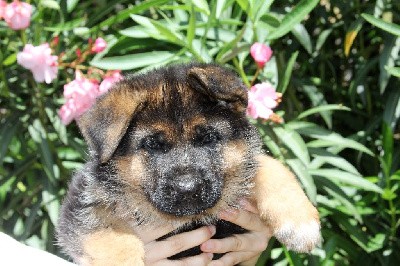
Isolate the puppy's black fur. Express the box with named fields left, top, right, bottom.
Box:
left=57, top=63, right=262, bottom=261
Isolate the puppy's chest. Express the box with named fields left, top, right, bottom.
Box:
left=156, top=219, right=247, bottom=260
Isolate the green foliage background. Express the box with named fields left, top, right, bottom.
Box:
left=0, top=0, right=399, bottom=265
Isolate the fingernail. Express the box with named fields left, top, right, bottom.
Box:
left=219, top=208, right=239, bottom=220
left=208, top=225, right=216, bottom=236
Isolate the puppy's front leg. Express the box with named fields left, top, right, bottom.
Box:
left=81, top=227, right=145, bottom=266
left=254, top=155, right=321, bottom=252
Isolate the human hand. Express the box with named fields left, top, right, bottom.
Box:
left=200, top=200, right=271, bottom=266
left=135, top=224, right=215, bottom=265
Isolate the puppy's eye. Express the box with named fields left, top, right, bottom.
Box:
left=199, top=132, right=221, bottom=146
left=141, top=134, right=169, bottom=153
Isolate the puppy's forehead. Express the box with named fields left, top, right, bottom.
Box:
left=134, top=115, right=232, bottom=140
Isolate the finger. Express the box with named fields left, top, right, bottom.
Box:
left=200, top=232, right=269, bottom=254
left=208, top=251, right=256, bottom=266
left=135, top=224, right=177, bottom=243
left=219, top=208, right=270, bottom=233
left=152, top=253, right=213, bottom=266
left=145, top=225, right=215, bottom=263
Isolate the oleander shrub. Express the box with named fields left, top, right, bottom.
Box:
left=0, top=0, right=399, bottom=264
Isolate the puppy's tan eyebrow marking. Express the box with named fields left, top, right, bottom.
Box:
left=183, top=117, right=232, bottom=141
left=135, top=121, right=176, bottom=141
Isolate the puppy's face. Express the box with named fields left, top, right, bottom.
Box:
left=130, top=114, right=240, bottom=216
left=78, top=64, right=261, bottom=220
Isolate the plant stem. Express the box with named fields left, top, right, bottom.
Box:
left=233, top=58, right=250, bottom=87
left=250, top=67, right=261, bottom=86
left=30, top=77, right=47, bottom=126
left=20, top=30, right=27, bottom=45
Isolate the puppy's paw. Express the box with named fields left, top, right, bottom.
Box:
left=274, top=219, right=321, bottom=252
left=254, top=155, right=322, bottom=252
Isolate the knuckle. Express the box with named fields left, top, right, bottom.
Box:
left=255, top=236, right=269, bottom=252
left=169, top=238, right=186, bottom=253
left=180, top=260, right=191, bottom=266
left=232, top=235, right=243, bottom=251
left=203, top=226, right=214, bottom=239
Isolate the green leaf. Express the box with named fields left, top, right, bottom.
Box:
left=73, top=27, right=90, bottom=37
left=381, top=122, right=393, bottom=177
left=273, top=126, right=310, bottom=166
left=382, top=188, right=397, bottom=200
left=28, top=119, right=58, bottom=183
left=130, top=15, right=184, bottom=45
left=385, top=66, right=400, bottom=78
left=379, top=36, right=400, bottom=93
left=254, top=0, right=275, bottom=22
left=316, top=28, right=332, bottom=51
left=309, top=148, right=360, bottom=175
left=187, top=4, right=196, bottom=45
left=324, top=187, right=361, bottom=222
left=288, top=121, right=374, bottom=156
left=297, top=104, right=350, bottom=120
left=66, top=0, right=79, bottom=13
left=3, top=53, right=17, bottom=66
left=120, top=26, right=154, bottom=39
left=291, top=24, right=312, bottom=54
left=90, top=51, right=175, bottom=70
left=195, top=27, right=236, bottom=42
left=215, top=0, right=229, bottom=18
left=286, top=159, right=317, bottom=204
left=362, top=13, right=400, bottom=37
left=259, top=14, right=280, bottom=28
left=267, top=0, right=319, bottom=40
left=215, top=26, right=248, bottom=64
left=42, top=186, right=60, bottom=226
left=256, top=123, right=284, bottom=160
left=0, top=114, right=20, bottom=165
left=94, top=0, right=170, bottom=31
left=277, top=51, right=298, bottom=94
left=41, top=0, right=60, bottom=10
left=44, top=18, right=84, bottom=31
left=310, top=169, right=383, bottom=193
left=191, top=0, right=210, bottom=15
left=382, top=87, right=400, bottom=129
left=344, top=18, right=363, bottom=57
left=301, top=85, right=333, bottom=128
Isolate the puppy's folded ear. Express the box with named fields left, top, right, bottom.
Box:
left=187, top=65, right=248, bottom=113
left=77, top=82, right=146, bottom=163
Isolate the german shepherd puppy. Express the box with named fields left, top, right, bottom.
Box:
left=57, top=63, right=320, bottom=265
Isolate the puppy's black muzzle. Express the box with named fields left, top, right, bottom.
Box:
left=170, top=173, right=204, bottom=199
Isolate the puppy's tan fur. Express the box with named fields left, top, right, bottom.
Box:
left=57, top=63, right=320, bottom=264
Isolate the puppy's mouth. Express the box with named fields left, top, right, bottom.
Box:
left=147, top=171, right=223, bottom=216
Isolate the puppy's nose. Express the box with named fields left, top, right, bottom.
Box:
left=172, top=174, right=202, bottom=195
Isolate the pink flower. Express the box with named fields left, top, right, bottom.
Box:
left=91, top=37, right=107, bottom=53
left=247, top=82, right=281, bottom=120
left=58, top=99, right=77, bottom=125
left=98, top=70, right=123, bottom=95
left=59, top=71, right=100, bottom=125
left=3, top=0, right=32, bottom=30
left=17, top=43, right=58, bottom=84
left=250, top=42, right=273, bottom=68
left=63, top=71, right=99, bottom=100
left=0, top=1, right=7, bottom=20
